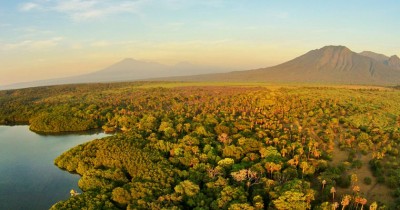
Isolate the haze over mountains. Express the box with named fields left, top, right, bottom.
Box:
left=171, top=46, right=400, bottom=85
left=1, top=45, right=400, bottom=90
left=78, top=58, right=235, bottom=82
left=0, top=59, right=233, bottom=90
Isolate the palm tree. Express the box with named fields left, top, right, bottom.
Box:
left=360, top=198, right=367, bottom=210
left=352, top=185, right=360, bottom=194
left=281, top=148, right=288, bottom=157
left=341, top=195, right=351, bottom=210
left=354, top=196, right=361, bottom=209
left=330, top=187, right=336, bottom=201
left=313, top=149, right=321, bottom=159
left=305, top=189, right=315, bottom=210
left=369, top=202, right=377, bottom=210
left=331, top=202, right=339, bottom=210
left=351, top=174, right=358, bottom=187
left=300, top=161, right=309, bottom=179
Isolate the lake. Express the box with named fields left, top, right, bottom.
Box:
left=0, top=126, right=108, bottom=210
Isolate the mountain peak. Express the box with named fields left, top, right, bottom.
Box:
left=321, top=45, right=350, bottom=50
left=301, top=45, right=355, bottom=70
left=319, top=45, right=351, bottom=53
left=120, top=58, right=138, bottom=62
left=117, top=58, right=157, bottom=65
left=316, top=45, right=353, bottom=59
left=390, top=55, right=400, bottom=60
left=359, top=52, right=400, bottom=70
left=176, top=45, right=400, bottom=85
left=359, top=51, right=389, bottom=62
left=388, top=55, right=400, bottom=69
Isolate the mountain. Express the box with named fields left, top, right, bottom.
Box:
left=0, top=59, right=232, bottom=90
left=168, top=46, right=400, bottom=85
left=2, top=45, right=399, bottom=90
left=359, top=51, right=389, bottom=63
left=388, top=55, right=400, bottom=70
left=81, top=58, right=233, bottom=82
left=80, top=58, right=169, bottom=82
left=360, top=51, right=400, bottom=70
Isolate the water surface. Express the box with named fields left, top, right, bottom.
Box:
left=0, top=126, right=108, bottom=210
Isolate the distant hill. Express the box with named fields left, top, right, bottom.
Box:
left=388, top=55, right=400, bottom=70
left=359, top=51, right=389, bottom=63
left=1, top=59, right=232, bottom=90
left=360, top=51, right=400, bottom=70
left=2, top=45, right=400, bottom=90
left=82, top=58, right=232, bottom=81
left=168, top=46, right=400, bottom=85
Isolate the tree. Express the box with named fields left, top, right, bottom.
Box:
left=215, top=186, right=247, bottom=209
left=111, top=187, right=131, bottom=206
left=330, top=187, right=336, bottom=201
left=350, top=174, right=358, bottom=187
left=340, top=195, right=351, bottom=210
left=322, top=179, right=326, bottom=190
left=228, top=203, right=255, bottom=210
left=174, top=180, right=200, bottom=197
left=223, top=145, right=244, bottom=160
left=218, top=158, right=235, bottom=168
left=271, top=179, right=315, bottom=210
left=265, top=162, right=282, bottom=178
left=369, top=202, right=378, bottom=210
left=218, top=133, right=232, bottom=145
left=300, top=161, right=315, bottom=178
left=259, top=146, right=281, bottom=159
left=139, top=115, right=158, bottom=131
left=273, top=190, right=308, bottom=210
left=253, top=195, right=264, bottom=210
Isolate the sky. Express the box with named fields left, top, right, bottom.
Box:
left=1, top=0, right=400, bottom=85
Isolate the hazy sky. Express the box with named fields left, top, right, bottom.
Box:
left=1, top=0, right=400, bottom=85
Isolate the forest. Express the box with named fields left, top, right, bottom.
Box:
left=1, top=82, right=400, bottom=209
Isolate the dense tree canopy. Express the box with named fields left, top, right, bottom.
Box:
left=1, top=82, right=400, bottom=209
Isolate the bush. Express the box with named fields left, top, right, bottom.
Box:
left=347, top=151, right=356, bottom=162
left=386, top=176, right=399, bottom=189
left=377, top=176, right=385, bottom=184
left=351, top=160, right=363, bottom=169
left=337, top=175, right=351, bottom=188
left=364, top=177, right=372, bottom=185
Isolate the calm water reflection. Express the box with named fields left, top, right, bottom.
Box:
left=0, top=126, right=108, bottom=210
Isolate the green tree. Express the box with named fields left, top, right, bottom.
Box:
left=273, top=190, right=308, bottom=210
left=174, top=180, right=200, bottom=197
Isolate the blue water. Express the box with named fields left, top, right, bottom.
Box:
left=0, top=126, right=108, bottom=210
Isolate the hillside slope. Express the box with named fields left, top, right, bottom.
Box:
left=169, top=46, right=400, bottom=85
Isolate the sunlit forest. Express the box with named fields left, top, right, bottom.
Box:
left=1, top=82, right=400, bottom=209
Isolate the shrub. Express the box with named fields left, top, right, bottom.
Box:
left=377, top=176, right=385, bottom=184
left=351, top=160, right=363, bottom=169
left=364, top=177, right=372, bottom=185
left=337, top=175, right=351, bottom=188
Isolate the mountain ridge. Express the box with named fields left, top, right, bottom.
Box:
left=0, top=60, right=232, bottom=90
left=359, top=51, right=389, bottom=63
left=2, top=45, right=400, bottom=90
left=360, top=51, right=400, bottom=70
left=165, top=45, right=400, bottom=85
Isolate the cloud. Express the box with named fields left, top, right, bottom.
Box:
left=19, top=2, right=40, bottom=11
left=18, top=0, right=225, bottom=21
left=19, top=0, right=147, bottom=21
left=14, top=27, right=54, bottom=38
left=91, top=40, right=111, bottom=47
left=3, top=37, right=64, bottom=50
